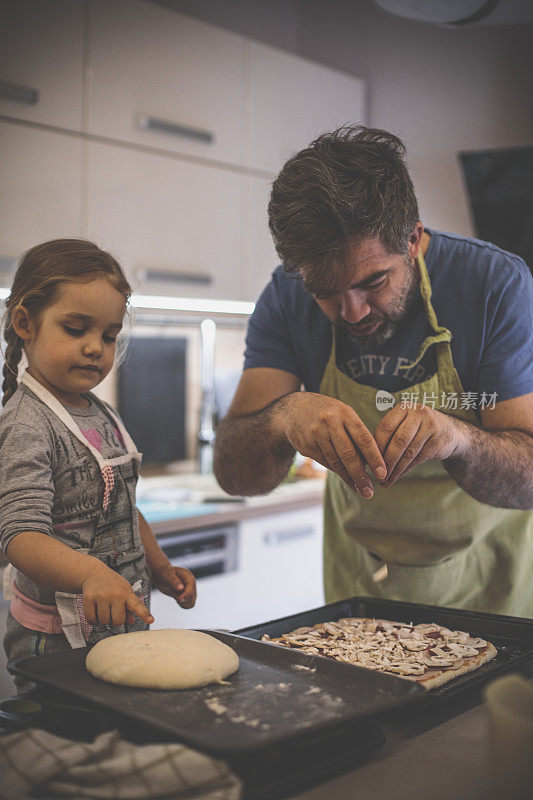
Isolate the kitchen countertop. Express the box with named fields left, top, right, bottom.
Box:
left=294, top=696, right=491, bottom=800
left=137, top=474, right=325, bottom=536
left=292, top=670, right=533, bottom=800
left=0, top=476, right=325, bottom=567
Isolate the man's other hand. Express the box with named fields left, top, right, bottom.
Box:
left=374, top=402, right=467, bottom=486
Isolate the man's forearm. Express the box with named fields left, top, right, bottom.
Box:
left=214, top=395, right=296, bottom=496
left=444, top=421, right=533, bottom=509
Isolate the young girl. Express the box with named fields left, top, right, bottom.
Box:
left=0, top=239, right=196, bottom=689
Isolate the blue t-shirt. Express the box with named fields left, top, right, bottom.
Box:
left=244, top=229, right=533, bottom=405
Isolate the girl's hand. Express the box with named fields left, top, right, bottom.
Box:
left=151, top=564, right=197, bottom=609
left=81, top=566, right=154, bottom=627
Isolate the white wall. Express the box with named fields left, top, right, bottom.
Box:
left=156, top=0, right=533, bottom=236
left=298, top=1, right=533, bottom=235
left=154, top=0, right=300, bottom=51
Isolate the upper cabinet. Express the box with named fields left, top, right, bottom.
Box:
left=86, top=0, right=246, bottom=166
left=85, top=141, right=245, bottom=300
left=0, top=0, right=85, bottom=131
left=0, top=0, right=366, bottom=300
left=245, top=42, right=366, bottom=174
left=242, top=175, right=279, bottom=301
left=0, top=121, right=82, bottom=258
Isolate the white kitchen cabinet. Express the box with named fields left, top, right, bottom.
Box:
left=245, top=41, right=366, bottom=174
left=87, top=0, right=246, bottom=166
left=0, top=121, right=82, bottom=259
left=151, top=570, right=255, bottom=633
left=242, top=174, right=279, bottom=301
left=0, top=0, right=84, bottom=131
left=85, top=140, right=244, bottom=299
left=238, top=506, right=324, bottom=624
left=150, top=505, right=324, bottom=633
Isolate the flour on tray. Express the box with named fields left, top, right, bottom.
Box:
left=203, top=680, right=344, bottom=731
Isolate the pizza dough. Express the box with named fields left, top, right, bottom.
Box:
left=262, top=617, right=497, bottom=690
left=86, top=629, right=239, bottom=689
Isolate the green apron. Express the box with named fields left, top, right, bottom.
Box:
left=319, top=252, right=533, bottom=617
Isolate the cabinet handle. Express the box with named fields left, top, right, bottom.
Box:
left=142, top=269, right=212, bottom=286
left=263, top=527, right=314, bottom=546
left=136, top=113, right=214, bottom=144
left=0, top=80, right=39, bottom=105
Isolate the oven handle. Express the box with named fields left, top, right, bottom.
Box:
left=263, top=527, right=314, bottom=546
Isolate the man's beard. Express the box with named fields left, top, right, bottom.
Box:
left=338, top=257, right=420, bottom=347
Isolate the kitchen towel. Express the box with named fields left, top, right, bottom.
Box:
left=0, top=727, right=242, bottom=800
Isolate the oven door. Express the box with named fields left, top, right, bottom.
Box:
left=150, top=523, right=253, bottom=630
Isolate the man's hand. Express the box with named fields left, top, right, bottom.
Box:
left=81, top=563, right=154, bottom=628
left=278, top=392, right=387, bottom=497
left=151, top=564, right=197, bottom=609
left=374, top=402, right=467, bottom=486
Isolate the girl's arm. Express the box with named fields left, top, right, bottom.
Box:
left=136, top=510, right=172, bottom=574
left=137, top=510, right=197, bottom=609
left=6, top=531, right=153, bottom=626
left=7, top=531, right=111, bottom=591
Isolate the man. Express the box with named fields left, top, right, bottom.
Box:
left=214, top=126, right=533, bottom=617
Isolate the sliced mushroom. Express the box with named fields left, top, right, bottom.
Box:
left=402, top=640, right=431, bottom=652
left=446, top=642, right=480, bottom=658
left=383, top=662, right=427, bottom=676
left=466, top=637, right=487, bottom=649
left=420, top=655, right=458, bottom=668
left=448, top=631, right=470, bottom=644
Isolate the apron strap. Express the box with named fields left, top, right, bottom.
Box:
left=21, top=371, right=141, bottom=467
left=87, top=392, right=140, bottom=457
left=396, top=250, right=453, bottom=373
left=55, top=591, right=92, bottom=648
left=2, top=562, right=14, bottom=601
left=21, top=370, right=141, bottom=509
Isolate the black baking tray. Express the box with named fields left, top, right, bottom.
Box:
left=0, top=689, right=386, bottom=800
left=10, top=629, right=423, bottom=759
left=0, top=686, right=386, bottom=800
left=237, top=596, right=533, bottom=701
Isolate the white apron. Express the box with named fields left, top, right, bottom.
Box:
left=4, top=370, right=150, bottom=648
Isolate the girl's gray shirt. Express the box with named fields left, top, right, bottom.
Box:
left=0, top=382, right=134, bottom=604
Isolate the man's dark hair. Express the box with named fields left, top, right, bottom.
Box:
left=268, top=125, right=420, bottom=295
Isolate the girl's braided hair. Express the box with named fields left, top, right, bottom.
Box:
left=2, top=239, right=131, bottom=406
